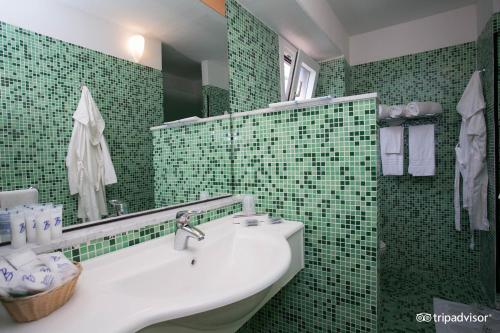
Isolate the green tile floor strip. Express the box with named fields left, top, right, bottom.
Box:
left=0, top=21, right=164, bottom=226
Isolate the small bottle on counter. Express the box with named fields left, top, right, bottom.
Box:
left=35, top=207, right=52, bottom=245
left=9, top=208, right=26, bottom=249
left=50, top=204, right=63, bottom=240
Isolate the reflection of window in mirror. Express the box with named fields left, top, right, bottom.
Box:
left=289, top=50, right=319, bottom=101
left=279, top=37, right=297, bottom=101
left=279, top=38, right=319, bottom=101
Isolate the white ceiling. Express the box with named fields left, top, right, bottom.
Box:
left=53, top=0, right=479, bottom=64
left=55, top=0, right=228, bottom=64
left=238, top=0, right=342, bottom=61
left=326, top=0, right=477, bottom=35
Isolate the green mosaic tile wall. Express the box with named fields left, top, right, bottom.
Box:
left=152, top=119, right=233, bottom=207
left=226, top=0, right=281, bottom=113
left=201, top=85, right=230, bottom=117
left=351, top=43, right=481, bottom=280
left=316, top=56, right=350, bottom=97
left=234, top=99, right=378, bottom=332
left=0, top=22, right=164, bottom=226
left=60, top=203, right=242, bottom=262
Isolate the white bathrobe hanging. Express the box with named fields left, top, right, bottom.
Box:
left=454, top=71, right=489, bottom=248
left=66, top=86, right=117, bottom=221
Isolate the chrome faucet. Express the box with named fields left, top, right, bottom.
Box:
left=174, top=210, right=205, bottom=250
left=109, top=199, right=128, bottom=216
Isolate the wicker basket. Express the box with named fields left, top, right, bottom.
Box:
left=0, top=262, right=82, bottom=323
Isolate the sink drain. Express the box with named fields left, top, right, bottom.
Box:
left=191, top=259, right=196, bottom=265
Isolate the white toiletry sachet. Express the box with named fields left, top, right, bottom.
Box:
left=17, top=269, right=54, bottom=294
left=2, top=249, right=57, bottom=296
left=0, top=258, right=54, bottom=297
left=38, top=252, right=78, bottom=284
left=0, top=259, right=20, bottom=297
left=5, top=248, right=38, bottom=270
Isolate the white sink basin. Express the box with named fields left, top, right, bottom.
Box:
left=0, top=215, right=304, bottom=333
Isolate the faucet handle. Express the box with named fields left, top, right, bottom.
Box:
left=175, top=210, right=205, bottom=225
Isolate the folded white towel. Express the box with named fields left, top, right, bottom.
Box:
left=409, top=125, right=435, bottom=176
left=380, top=127, right=404, bottom=176
left=0, top=188, right=38, bottom=209
left=388, top=105, right=406, bottom=118
left=380, top=126, right=403, bottom=154
left=405, top=102, right=442, bottom=118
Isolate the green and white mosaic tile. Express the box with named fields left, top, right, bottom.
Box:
left=350, top=41, right=497, bottom=330
left=316, top=56, right=350, bottom=98
left=352, top=42, right=480, bottom=279
left=233, top=99, right=379, bottom=332
left=226, top=0, right=281, bottom=113
left=0, top=21, right=164, bottom=226
left=152, top=119, right=233, bottom=207
left=202, top=85, right=230, bottom=117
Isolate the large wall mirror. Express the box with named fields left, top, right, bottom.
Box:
left=0, top=0, right=232, bottom=244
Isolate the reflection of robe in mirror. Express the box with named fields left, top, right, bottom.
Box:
left=66, top=86, right=117, bottom=222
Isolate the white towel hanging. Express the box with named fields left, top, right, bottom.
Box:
left=380, top=126, right=404, bottom=176
left=408, top=125, right=435, bottom=176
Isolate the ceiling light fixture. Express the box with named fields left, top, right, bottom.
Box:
left=128, top=34, right=145, bottom=63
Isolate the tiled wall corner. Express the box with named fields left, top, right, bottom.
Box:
left=234, top=99, right=378, bottom=332
left=0, top=22, right=164, bottom=226
left=152, top=119, right=233, bottom=207
left=226, top=0, right=281, bottom=113
left=316, top=56, right=351, bottom=97
left=201, top=85, right=230, bottom=117
left=61, top=203, right=242, bottom=262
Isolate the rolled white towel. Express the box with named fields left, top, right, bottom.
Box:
left=405, top=102, right=442, bottom=118
left=388, top=105, right=406, bottom=118
left=378, top=105, right=391, bottom=120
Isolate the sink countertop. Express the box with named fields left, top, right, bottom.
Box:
left=0, top=214, right=303, bottom=333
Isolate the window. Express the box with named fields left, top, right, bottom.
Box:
left=289, top=50, right=319, bottom=101
left=279, top=38, right=319, bottom=101
left=279, top=37, right=297, bottom=101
